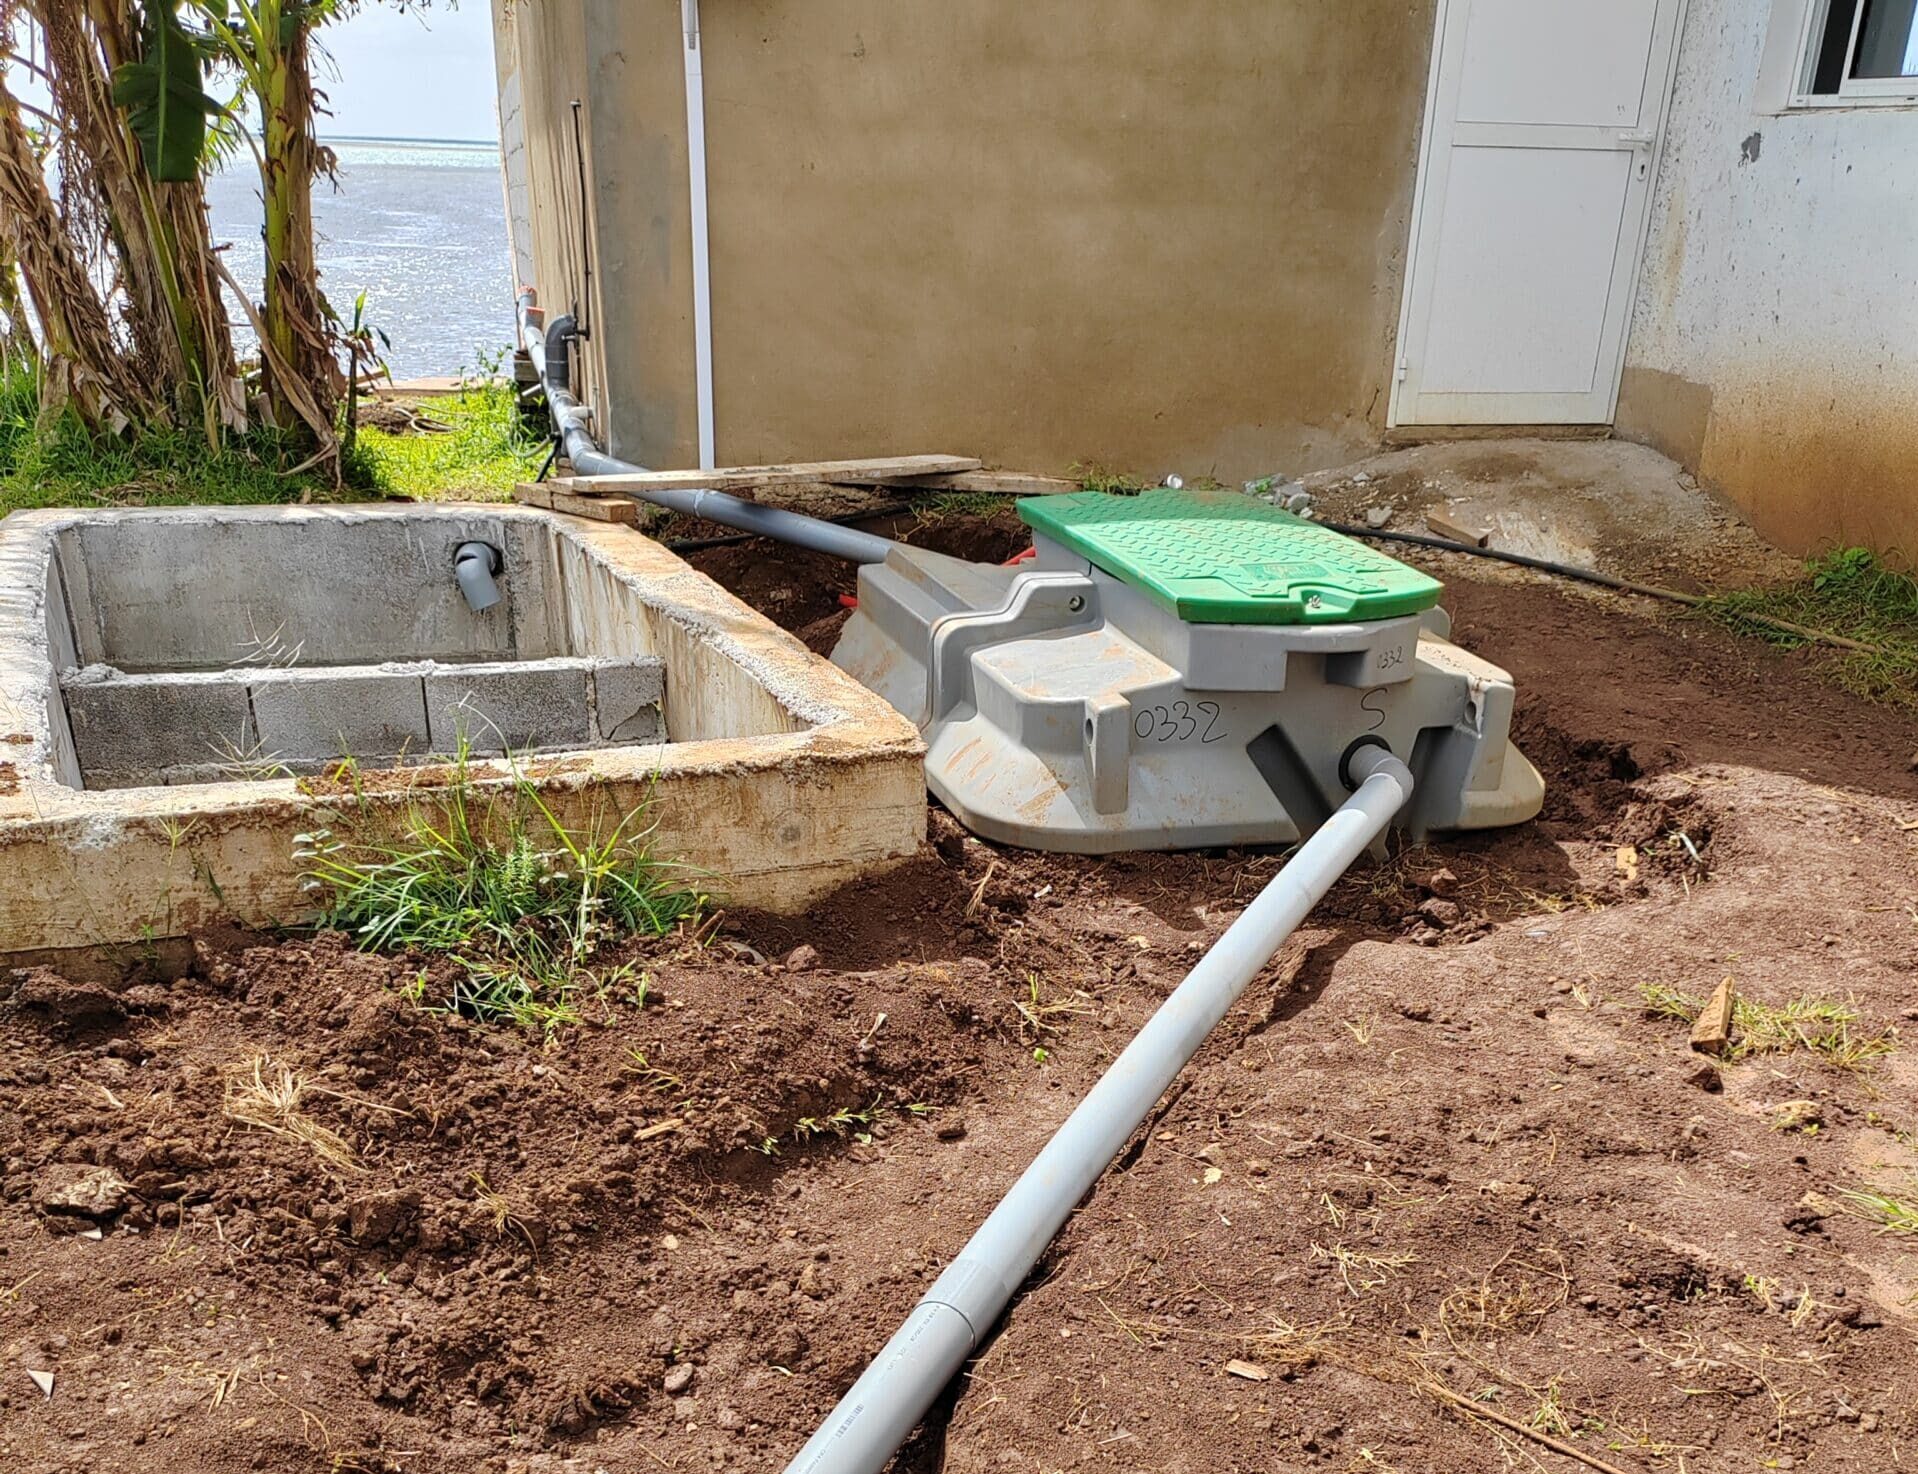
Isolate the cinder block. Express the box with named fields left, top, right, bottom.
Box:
left=590, top=656, right=667, bottom=743
left=250, top=668, right=430, bottom=762
left=424, top=660, right=592, bottom=755
left=60, top=671, right=255, bottom=779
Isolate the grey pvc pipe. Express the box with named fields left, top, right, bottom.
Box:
left=782, top=745, right=1415, bottom=1474
left=453, top=541, right=503, bottom=613
left=516, top=294, right=897, bottom=565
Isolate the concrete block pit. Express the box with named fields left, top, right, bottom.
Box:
left=0, top=504, right=926, bottom=966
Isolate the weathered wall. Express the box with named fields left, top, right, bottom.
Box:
left=508, top=2, right=1436, bottom=480
left=491, top=0, right=698, bottom=462
left=1620, top=0, right=1918, bottom=563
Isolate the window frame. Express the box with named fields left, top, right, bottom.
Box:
left=1790, top=0, right=1918, bottom=107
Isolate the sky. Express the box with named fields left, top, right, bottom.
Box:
left=314, top=3, right=501, bottom=143
left=8, top=4, right=501, bottom=145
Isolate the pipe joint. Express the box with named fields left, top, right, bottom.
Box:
left=454, top=541, right=504, bottom=614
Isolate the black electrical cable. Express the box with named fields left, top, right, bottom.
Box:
left=1316, top=520, right=1692, bottom=602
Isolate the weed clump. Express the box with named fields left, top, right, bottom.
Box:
left=299, top=753, right=702, bottom=1033
left=1698, top=547, right=1918, bottom=709
left=1639, top=982, right=1894, bottom=1069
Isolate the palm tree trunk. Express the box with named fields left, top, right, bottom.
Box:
left=0, top=75, right=153, bottom=426
left=257, top=4, right=340, bottom=441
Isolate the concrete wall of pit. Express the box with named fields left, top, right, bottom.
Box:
left=0, top=505, right=927, bottom=962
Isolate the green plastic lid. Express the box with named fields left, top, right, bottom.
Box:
left=1018, top=488, right=1442, bottom=625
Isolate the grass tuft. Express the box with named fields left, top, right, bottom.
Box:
left=0, top=359, right=537, bottom=516
left=1639, top=981, right=1895, bottom=1069
left=221, top=1055, right=396, bottom=1170
left=1697, top=547, right=1918, bottom=709
left=299, top=749, right=703, bottom=1033
left=1837, top=1187, right=1918, bottom=1234
left=1071, top=463, right=1153, bottom=496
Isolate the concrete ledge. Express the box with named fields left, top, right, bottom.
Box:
left=252, top=666, right=430, bottom=764
left=54, top=654, right=669, bottom=784
left=0, top=504, right=926, bottom=958
left=424, top=658, right=590, bottom=753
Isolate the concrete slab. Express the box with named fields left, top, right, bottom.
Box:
left=61, top=668, right=256, bottom=777
left=590, top=656, right=666, bottom=742
left=0, top=504, right=926, bottom=963
left=251, top=666, right=431, bottom=763
left=1299, top=437, right=1802, bottom=595
left=424, top=658, right=591, bottom=754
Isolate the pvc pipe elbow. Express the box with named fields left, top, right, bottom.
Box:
left=454, top=541, right=504, bottom=613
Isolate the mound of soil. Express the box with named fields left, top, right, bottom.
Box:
left=3, top=521, right=1917, bottom=1474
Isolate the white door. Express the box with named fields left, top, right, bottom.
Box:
left=1390, top=0, right=1685, bottom=426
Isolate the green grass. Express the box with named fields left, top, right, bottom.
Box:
left=346, top=383, right=546, bottom=500
left=299, top=750, right=703, bottom=1033
left=1639, top=981, right=1896, bottom=1070
left=1838, top=1187, right=1918, bottom=1234
left=1071, top=463, right=1153, bottom=496
left=1697, top=547, right=1918, bottom=709
left=0, top=359, right=541, bottom=517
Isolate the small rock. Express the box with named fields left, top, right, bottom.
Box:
left=1683, top=1060, right=1722, bottom=1093
left=1677, top=472, right=1699, bottom=492
left=1836, top=1405, right=1860, bottom=1423
left=1363, top=506, right=1392, bottom=529
left=785, top=945, right=820, bottom=974
left=1225, top=1359, right=1270, bottom=1381
left=1417, top=897, right=1462, bottom=928
left=1688, top=977, right=1737, bottom=1057
left=1862, top=1413, right=1882, bottom=1433
left=797, top=1261, right=836, bottom=1299
left=661, top=1363, right=696, bottom=1395
left=1774, top=1457, right=1796, bottom=1470
left=1771, top=1099, right=1823, bottom=1132
left=934, top=1116, right=968, bottom=1142
left=26, top=1368, right=54, bottom=1399
left=1419, top=867, right=1459, bottom=898
left=36, top=1164, right=130, bottom=1223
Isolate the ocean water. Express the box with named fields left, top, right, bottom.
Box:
left=204, top=138, right=515, bottom=381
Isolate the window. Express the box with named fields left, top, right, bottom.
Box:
left=1796, top=0, right=1918, bottom=104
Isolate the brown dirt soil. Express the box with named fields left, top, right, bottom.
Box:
left=4, top=520, right=1918, bottom=1474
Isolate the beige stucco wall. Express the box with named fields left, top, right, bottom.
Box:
left=497, top=1, right=1436, bottom=482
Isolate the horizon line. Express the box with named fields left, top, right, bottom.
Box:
left=322, top=132, right=500, bottom=149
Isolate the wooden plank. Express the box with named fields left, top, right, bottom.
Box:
left=551, top=489, right=647, bottom=524
left=555, top=454, right=982, bottom=496
left=518, top=481, right=647, bottom=524
left=1424, top=508, right=1491, bottom=547
left=843, top=469, right=1081, bottom=497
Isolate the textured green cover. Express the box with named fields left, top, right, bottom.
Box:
left=1019, top=489, right=1443, bottom=625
